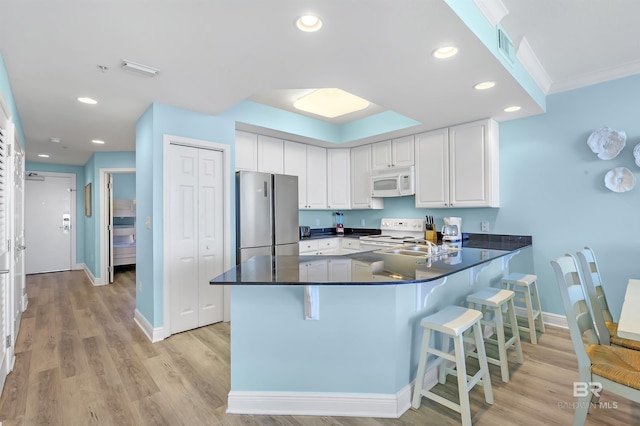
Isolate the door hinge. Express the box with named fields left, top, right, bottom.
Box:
left=6, top=335, right=11, bottom=348
left=7, top=239, right=10, bottom=251
left=7, top=144, right=11, bottom=157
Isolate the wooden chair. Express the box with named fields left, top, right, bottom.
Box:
left=550, top=254, right=640, bottom=426
left=575, top=247, right=640, bottom=351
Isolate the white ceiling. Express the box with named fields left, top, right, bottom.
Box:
left=1, top=0, right=639, bottom=166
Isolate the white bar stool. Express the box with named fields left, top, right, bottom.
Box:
left=412, top=305, right=493, bottom=426
left=502, top=273, right=545, bottom=344
left=466, top=288, right=524, bottom=382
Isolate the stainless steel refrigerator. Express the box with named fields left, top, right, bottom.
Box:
left=236, top=171, right=299, bottom=263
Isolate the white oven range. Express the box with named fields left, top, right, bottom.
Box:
left=359, top=218, right=425, bottom=249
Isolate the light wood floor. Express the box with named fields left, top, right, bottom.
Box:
left=0, top=269, right=639, bottom=425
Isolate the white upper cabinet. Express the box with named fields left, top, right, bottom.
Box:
left=415, top=128, right=449, bottom=208
left=391, top=135, right=415, bottom=167
left=371, top=136, right=415, bottom=170
left=284, top=140, right=308, bottom=209
left=449, top=119, right=499, bottom=207
left=306, top=145, right=327, bottom=209
left=415, top=119, right=499, bottom=208
left=235, top=130, right=258, bottom=171
left=286, top=140, right=327, bottom=209
left=327, top=148, right=351, bottom=210
left=257, top=135, right=284, bottom=174
left=350, top=145, right=384, bottom=209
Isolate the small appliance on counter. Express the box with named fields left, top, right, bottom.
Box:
left=441, top=216, right=462, bottom=242
left=299, top=226, right=311, bottom=239
left=335, top=212, right=344, bottom=236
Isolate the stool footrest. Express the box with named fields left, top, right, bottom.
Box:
left=421, top=390, right=462, bottom=414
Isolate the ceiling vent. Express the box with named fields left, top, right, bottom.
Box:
left=497, top=27, right=515, bottom=63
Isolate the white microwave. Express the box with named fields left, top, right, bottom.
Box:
left=371, top=166, right=415, bottom=197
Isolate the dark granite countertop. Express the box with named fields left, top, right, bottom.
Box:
left=211, top=234, right=532, bottom=285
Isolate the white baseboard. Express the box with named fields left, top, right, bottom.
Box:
left=513, top=306, right=567, bottom=328
left=82, top=265, right=108, bottom=286
left=134, top=309, right=165, bottom=343
left=228, top=384, right=413, bottom=418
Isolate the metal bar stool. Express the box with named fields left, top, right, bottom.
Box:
left=502, top=273, right=545, bottom=344
left=412, top=305, right=493, bottom=426
left=467, top=288, right=524, bottom=382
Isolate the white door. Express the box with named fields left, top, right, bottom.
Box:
left=169, top=144, right=224, bottom=334
left=11, top=139, right=25, bottom=347
left=25, top=174, right=72, bottom=274
left=0, top=103, right=11, bottom=391
left=107, top=174, right=114, bottom=283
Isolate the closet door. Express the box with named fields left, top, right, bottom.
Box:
left=168, top=144, right=224, bottom=334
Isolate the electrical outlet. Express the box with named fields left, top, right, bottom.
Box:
left=481, top=221, right=489, bottom=232
left=145, top=216, right=151, bottom=230
left=360, top=219, right=365, bottom=227
left=315, top=218, right=320, bottom=226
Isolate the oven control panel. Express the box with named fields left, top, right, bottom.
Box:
left=380, top=218, right=425, bottom=232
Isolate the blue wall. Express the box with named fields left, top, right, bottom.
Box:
left=136, top=103, right=236, bottom=327
left=113, top=172, right=135, bottom=200
left=0, top=52, right=25, bottom=148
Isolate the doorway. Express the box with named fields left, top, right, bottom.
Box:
left=24, top=172, right=76, bottom=274
left=162, top=135, right=231, bottom=337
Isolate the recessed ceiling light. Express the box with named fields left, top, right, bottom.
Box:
left=474, top=81, right=496, bottom=90
left=92, top=139, right=105, bottom=144
left=433, top=46, right=458, bottom=59
left=504, top=105, right=521, bottom=112
left=38, top=154, right=50, bottom=158
left=294, top=88, right=370, bottom=118
left=296, top=14, right=323, bottom=32
left=50, top=137, right=61, bottom=143
left=77, top=97, right=98, bottom=105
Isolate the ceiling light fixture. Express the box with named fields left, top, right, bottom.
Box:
left=37, top=154, right=50, bottom=158
left=77, top=97, right=98, bottom=105
left=50, top=137, right=61, bottom=143
left=91, top=139, right=105, bottom=144
left=296, top=14, right=323, bottom=32
left=474, top=81, right=496, bottom=90
left=294, top=88, right=370, bottom=118
left=504, top=105, right=521, bottom=112
left=122, top=60, right=160, bottom=77
left=433, top=46, right=458, bottom=59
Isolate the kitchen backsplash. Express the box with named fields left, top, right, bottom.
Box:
left=298, top=196, right=500, bottom=232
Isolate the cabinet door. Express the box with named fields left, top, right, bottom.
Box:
left=235, top=131, right=258, bottom=171
left=257, top=135, right=284, bottom=174
left=350, top=145, right=383, bottom=209
left=327, top=149, right=351, bottom=210
left=415, top=128, right=449, bottom=208
left=328, top=259, right=351, bottom=282
left=306, top=145, right=327, bottom=209
left=284, top=141, right=308, bottom=208
left=449, top=119, right=499, bottom=207
left=371, top=140, right=392, bottom=170
left=392, top=135, right=415, bottom=167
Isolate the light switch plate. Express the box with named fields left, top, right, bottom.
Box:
left=145, top=216, right=151, bottom=229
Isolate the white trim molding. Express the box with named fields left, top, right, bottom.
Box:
left=513, top=306, right=567, bottom=329
left=228, top=384, right=413, bottom=418
left=134, top=309, right=165, bottom=343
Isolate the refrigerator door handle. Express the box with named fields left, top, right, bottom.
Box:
left=264, top=180, right=268, bottom=197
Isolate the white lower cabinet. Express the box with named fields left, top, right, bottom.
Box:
left=415, top=119, right=499, bottom=208
left=299, top=240, right=319, bottom=254
left=316, top=238, right=339, bottom=255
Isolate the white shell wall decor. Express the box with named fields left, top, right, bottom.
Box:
left=634, top=143, right=640, bottom=167
left=587, top=127, right=626, bottom=160
left=604, top=167, right=636, bottom=192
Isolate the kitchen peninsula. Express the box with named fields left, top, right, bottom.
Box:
left=211, top=235, right=532, bottom=418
